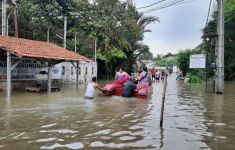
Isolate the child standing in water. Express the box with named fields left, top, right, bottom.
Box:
left=84, top=77, right=103, bottom=99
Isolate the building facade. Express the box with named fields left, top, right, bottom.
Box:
left=0, top=52, right=96, bottom=90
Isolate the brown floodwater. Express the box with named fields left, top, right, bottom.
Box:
left=0, top=75, right=235, bottom=150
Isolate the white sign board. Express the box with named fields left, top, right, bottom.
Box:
left=0, top=58, right=62, bottom=81
left=51, top=63, right=62, bottom=79
left=189, top=54, right=206, bottom=69
left=0, top=58, right=47, bottom=80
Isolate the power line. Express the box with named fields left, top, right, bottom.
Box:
left=143, top=0, right=185, bottom=13
left=205, top=0, right=212, bottom=27
left=142, top=0, right=197, bottom=14
left=170, top=0, right=196, bottom=7
left=136, top=0, right=166, bottom=9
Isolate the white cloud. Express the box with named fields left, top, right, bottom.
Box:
left=134, top=0, right=214, bottom=55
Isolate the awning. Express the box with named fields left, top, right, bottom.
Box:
left=0, top=36, right=92, bottom=62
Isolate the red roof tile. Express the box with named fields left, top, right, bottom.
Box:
left=0, top=36, right=92, bottom=62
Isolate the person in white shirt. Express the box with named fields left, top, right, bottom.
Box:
left=84, top=77, right=103, bottom=99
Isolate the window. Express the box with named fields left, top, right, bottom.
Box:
left=92, top=67, right=94, bottom=75
left=62, top=66, right=65, bottom=75
left=78, top=67, right=81, bottom=75
left=71, top=67, right=74, bottom=75
left=85, top=67, right=88, bottom=75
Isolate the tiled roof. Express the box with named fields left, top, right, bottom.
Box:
left=0, top=36, right=92, bottom=62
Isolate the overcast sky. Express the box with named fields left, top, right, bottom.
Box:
left=133, top=0, right=216, bottom=56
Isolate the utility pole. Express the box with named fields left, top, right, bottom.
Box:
left=13, top=6, right=18, bottom=37
left=215, top=0, right=224, bottom=94
left=94, top=38, right=97, bottom=63
left=2, top=0, right=7, bottom=35
left=47, top=25, right=52, bottom=42
left=74, top=32, right=77, bottom=53
left=7, top=10, right=13, bottom=36
left=2, top=0, right=11, bottom=98
left=63, top=16, right=67, bottom=49
left=95, top=38, right=98, bottom=77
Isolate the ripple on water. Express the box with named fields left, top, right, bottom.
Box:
left=129, top=125, right=143, bottom=130
left=214, top=123, right=226, bottom=126
left=39, top=129, right=78, bottom=134
left=130, top=119, right=139, bottom=123
left=90, top=141, right=125, bottom=148
left=93, top=121, right=105, bottom=127
left=111, top=131, right=132, bottom=136
left=100, top=136, right=112, bottom=140
left=41, top=123, right=57, bottom=128
left=86, top=129, right=111, bottom=137
left=40, top=142, right=84, bottom=149
left=215, top=136, right=227, bottom=139
left=123, top=114, right=134, bottom=118
left=12, top=132, right=25, bottom=139
left=90, top=141, right=156, bottom=149
left=120, top=136, right=136, bottom=141
left=30, top=138, right=64, bottom=143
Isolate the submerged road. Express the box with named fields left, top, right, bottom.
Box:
left=0, top=75, right=235, bottom=149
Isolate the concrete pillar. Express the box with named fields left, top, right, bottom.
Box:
left=215, top=0, right=224, bottom=94
left=6, top=52, right=11, bottom=97
left=76, top=61, right=79, bottom=89
left=48, top=65, right=52, bottom=93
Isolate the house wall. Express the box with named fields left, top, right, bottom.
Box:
left=60, top=61, right=97, bottom=84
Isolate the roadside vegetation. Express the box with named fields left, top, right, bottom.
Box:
left=5, top=0, right=158, bottom=79
left=176, top=0, right=235, bottom=82
left=155, top=53, right=177, bottom=67
left=4, top=0, right=234, bottom=81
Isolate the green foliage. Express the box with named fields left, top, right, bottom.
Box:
left=176, top=48, right=206, bottom=83
left=189, top=75, right=203, bottom=83
left=202, top=0, right=235, bottom=81
left=138, top=51, right=154, bottom=60
left=155, top=59, right=176, bottom=67
left=177, top=49, right=196, bottom=75
left=9, top=0, right=158, bottom=78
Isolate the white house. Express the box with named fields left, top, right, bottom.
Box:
left=58, top=61, right=97, bottom=84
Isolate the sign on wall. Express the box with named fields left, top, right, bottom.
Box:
left=0, top=58, right=62, bottom=80
left=189, top=54, right=206, bottom=69
left=51, top=64, right=62, bottom=79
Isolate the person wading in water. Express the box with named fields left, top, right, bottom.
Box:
left=84, top=77, right=103, bottom=99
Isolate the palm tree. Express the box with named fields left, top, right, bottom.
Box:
left=124, top=11, right=159, bottom=73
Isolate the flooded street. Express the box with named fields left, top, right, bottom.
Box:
left=0, top=75, right=235, bottom=150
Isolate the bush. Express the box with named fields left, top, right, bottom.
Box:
left=189, top=75, right=203, bottom=83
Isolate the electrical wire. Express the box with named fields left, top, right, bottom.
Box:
left=143, top=0, right=185, bottom=13
left=142, top=0, right=197, bottom=14
left=136, top=0, right=167, bottom=9
left=205, top=0, right=212, bottom=27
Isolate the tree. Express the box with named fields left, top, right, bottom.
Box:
left=8, top=0, right=158, bottom=79
left=202, top=0, right=235, bottom=80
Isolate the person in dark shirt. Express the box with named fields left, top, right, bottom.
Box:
left=123, top=78, right=137, bottom=98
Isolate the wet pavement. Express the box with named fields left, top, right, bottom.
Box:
left=0, top=75, right=235, bottom=150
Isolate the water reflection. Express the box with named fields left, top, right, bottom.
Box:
left=0, top=76, right=235, bottom=149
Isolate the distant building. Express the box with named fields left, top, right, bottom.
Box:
left=163, top=55, right=177, bottom=61
left=60, top=62, right=97, bottom=84
left=137, top=60, right=155, bottom=69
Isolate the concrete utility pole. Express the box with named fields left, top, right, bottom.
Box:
left=63, top=16, right=67, bottom=49
left=215, top=0, right=224, bottom=94
left=2, top=0, right=12, bottom=98
left=94, top=38, right=97, bottom=63
left=2, top=0, right=7, bottom=35
left=47, top=25, right=52, bottom=42
left=74, top=32, right=77, bottom=53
